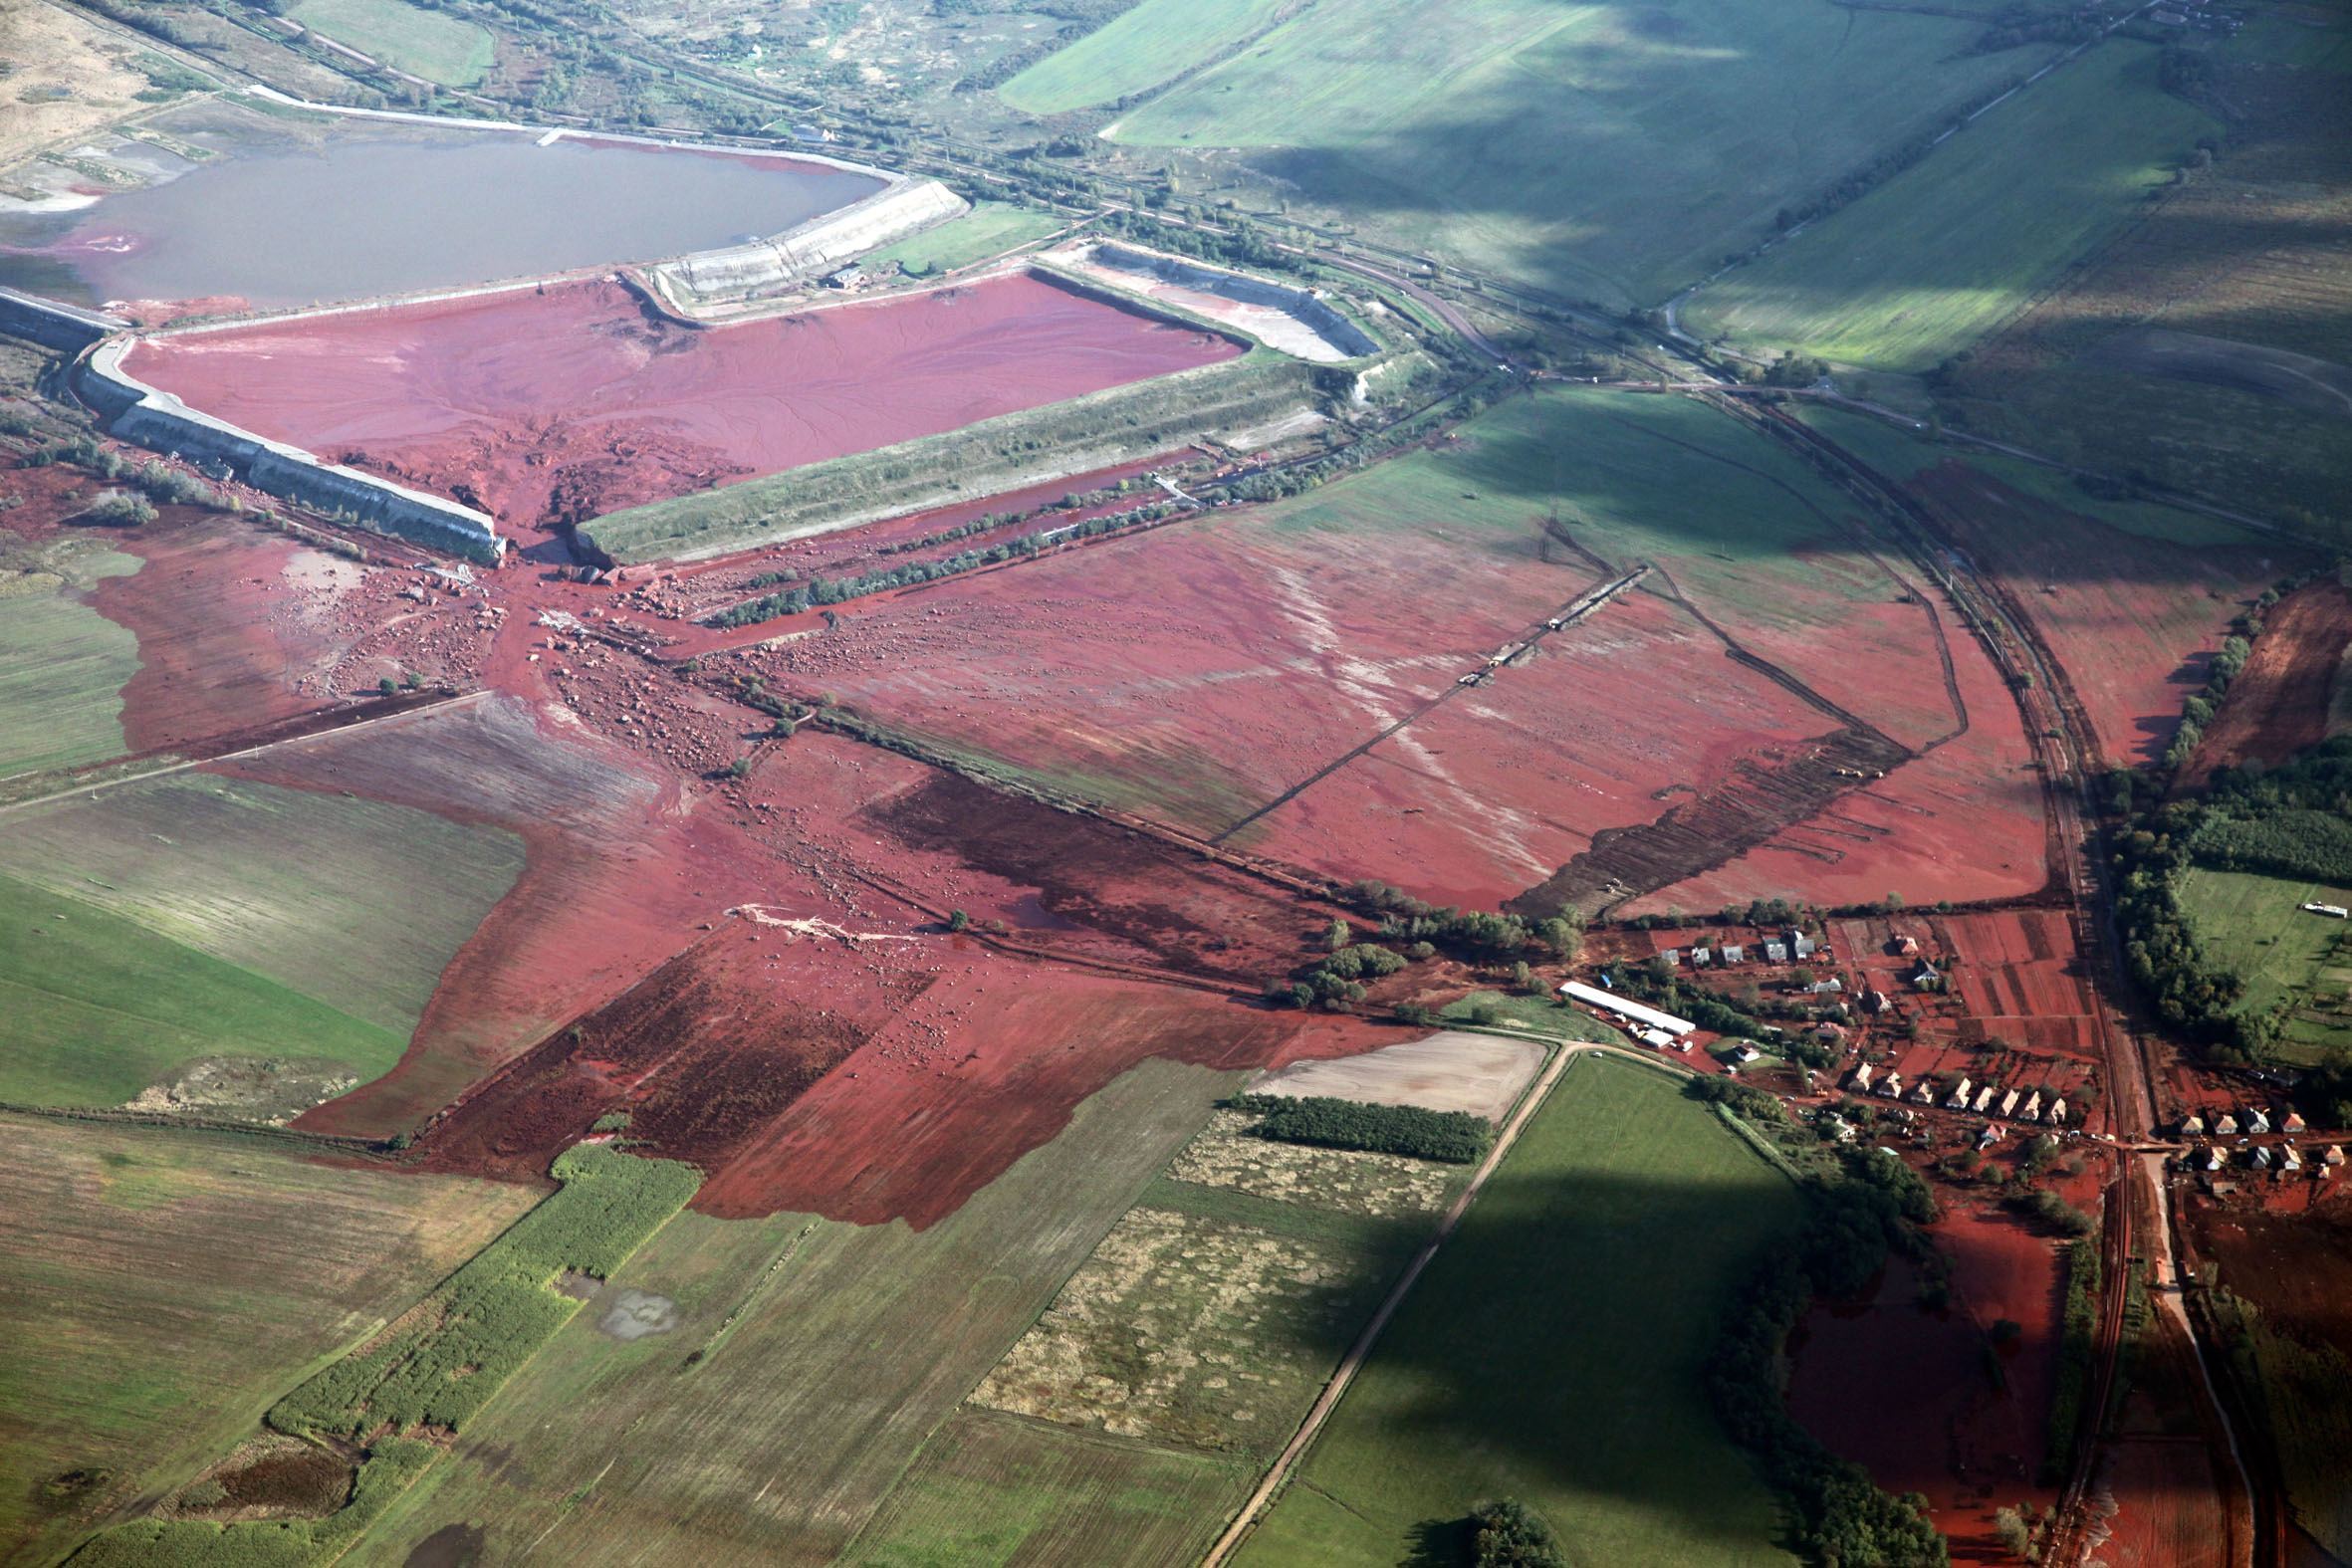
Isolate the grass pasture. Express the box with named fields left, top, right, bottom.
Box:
left=287, top=0, right=497, bottom=86
left=847, top=1408, right=1248, bottom=1568
left=1682, top=42, right=2218, bottom=371
left=1098, top=0, right=2034, bottom=305
left=1236, top=1054, right=1803, bottom=1568
left=1000, top=0, right=1290, bottom=114
left=0, top=871, right=401, bottom=1108
left=0, top=1116, right=536, bottom=1567
left=0, top=771, right=522, bottom=1039
left=2176, top=866, right=2352, bottom=1062
left=0, top=543, right=139, bottom=780
left=864, top=200, right=1066, bottom=276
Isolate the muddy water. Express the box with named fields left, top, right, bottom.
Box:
left=0, top=133, right=880, bottom=310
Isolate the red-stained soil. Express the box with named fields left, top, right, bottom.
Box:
left=90, top=511, right=367, bottom=752
left=695, top=960, right=1396, bottom=1228
left=1904, top=461, right=2295, bottom=768
left=2187, top=579, right=2352, bottom=784
left=729, top=497, right=1596, bottom=849
left=1255, top=586, right=1848, bottom=912
left=247, top=692, right=785, bottom=1136
left=1628, top=604, right=2050, bottom=914
left=1787, top=1192, right=2071, bottom=1563
left=123, top=272, right=1240, bottom=532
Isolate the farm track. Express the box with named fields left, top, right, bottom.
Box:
left=0, top=687, right=486, bottom=816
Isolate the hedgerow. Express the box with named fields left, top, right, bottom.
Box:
left=1233, top=1092, right=1493, bottom=1164
left=269, top=1143, right=700, bottom=1440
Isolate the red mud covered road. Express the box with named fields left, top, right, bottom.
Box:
left=124, top=272, right=1240, bottom=530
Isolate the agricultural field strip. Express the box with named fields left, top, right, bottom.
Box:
left=1206, top=1041, right=1661, bottom=1562
left=1211, top=564, right=1648, bottom=842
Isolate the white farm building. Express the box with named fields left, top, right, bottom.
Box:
left=1558, top=981, right=1697, bottom=1038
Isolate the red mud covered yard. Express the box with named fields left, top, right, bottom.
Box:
left=5, top=10, right=2347, bottom=1568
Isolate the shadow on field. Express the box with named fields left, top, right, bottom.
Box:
left=1260, top=1104, right=2080, bottom=1567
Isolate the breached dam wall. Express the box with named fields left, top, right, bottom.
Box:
left=646, top=177, right=968, bottom=311
left=0, top=287, right=130, bottom=353
left=77, top=338, right=502, bottom=563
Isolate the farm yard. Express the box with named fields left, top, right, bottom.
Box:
left=2176, top=867, right=2352, bottom=1062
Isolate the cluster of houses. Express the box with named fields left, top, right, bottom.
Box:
left=1847, top=1063, right=2070, bottom=1127
left=2190, top=1141, right=2341, bottom=1176
left=2179, top=1106, right=2340, bottom=1178
left=1658, top=929, right=1823, bottom=969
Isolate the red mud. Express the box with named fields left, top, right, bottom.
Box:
left=89, top=512, right=367, bottom=753
left=2188, top=579, right=2352, bottom=784
left=123, top=273, right=1240, bottom=531
left=1630, top=605, right=2049, bottom=914
left=1787, top=1194, right=2070, bottom=1562
left=1907, top=461, right=2295, bottom=768
left=1245, top=586, right=1835, bottom=909
left=694, top=960, right=1395, bottom=1228
left=251, top=692, right=785, bottom=1137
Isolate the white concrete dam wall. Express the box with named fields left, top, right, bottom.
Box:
left=78, top=338, right=503, bottom=563
left=647, top=177, right=968, bottom=310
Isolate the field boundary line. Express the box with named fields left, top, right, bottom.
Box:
left=0, top=688, right=491, bottom=817
left=1202, top=1042, right=1647, bottom=1565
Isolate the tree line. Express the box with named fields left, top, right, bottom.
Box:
left=1232, top=1092, right=1493, bottom=1164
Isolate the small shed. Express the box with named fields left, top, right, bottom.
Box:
left=1864, top=989, right=1892, bottom=1014
left=2326, top=1145, right=2346, bottom=1168
left=2204, top=1146, right=2226, bottom=1172
left=1897, top=935, right=1921, bottom=957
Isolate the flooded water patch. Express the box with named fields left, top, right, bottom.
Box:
left=0, top=129, right=881, bottom=311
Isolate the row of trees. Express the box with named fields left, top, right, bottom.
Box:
left=1700, top=1101, right=1950, bottom=1567
left=1233, top=1092, right=1493, bottom=1164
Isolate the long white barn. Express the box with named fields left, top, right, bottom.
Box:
left=1556, top=980, right=1697, bottom=1037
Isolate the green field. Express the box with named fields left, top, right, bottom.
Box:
left=864, top=200, right=1066, bottom=276
left=0, top=545, right=140, bottom=779
left=0, top=871, right=403, bottom=1107
left=1236, top=1053, right=1804, bottom=1567
left=287, top=0, right=496, bottom=86
left=2177, top=866, right=2352, bottom=1062
left=1683, top=42, right=2218, bottom=371
left=345, top=1058, right=1242, bottom=1566
left=847, top=1408, right=1248, bottom=1568
left=1000, top=0, right=1291, bottom=114
left=0, top=1116, right=536, bottom=1566
left=1096, top=0, right=2031, bottom=305
left=0, top=773, right=521, bottom=1038
left=1796, top=405, right=2261, bottom=547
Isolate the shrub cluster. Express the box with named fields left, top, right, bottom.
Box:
left=2041, top=1237, right=2103, bottom=1483
left=1234, top=1092, right=1493, bottom=1164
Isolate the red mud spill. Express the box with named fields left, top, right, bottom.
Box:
left=123, top=273, right=1240, bottom=530
left=245, top=693, right=786, bottom=1137
left=1788, top=1196, right=2069, bottom=1562
left=92, top=512, right=366, bottom=753
left=2186, top=579, right=2352, bottom=784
